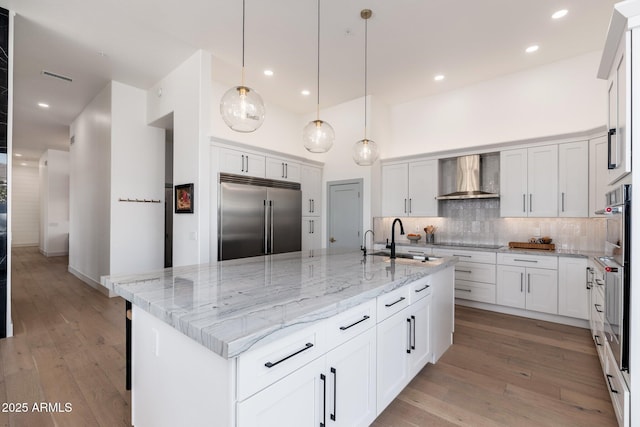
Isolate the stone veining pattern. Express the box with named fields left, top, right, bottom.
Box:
left=102, top=249, right=456, bottom=358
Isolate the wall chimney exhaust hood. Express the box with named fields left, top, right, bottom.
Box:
left=436, top=154, right=500, bottom=200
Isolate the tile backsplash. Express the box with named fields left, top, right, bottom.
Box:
left=373, top=199, right=605, bottom=252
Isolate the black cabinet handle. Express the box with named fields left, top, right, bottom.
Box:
left=384, top=296, right=406, bottom=308
left=594, top=334, right=603, bottom=347
left=595, top=304, right=603, bottom=313
left=608, top=128, right=617, bottom=169
left=411, top=315, right=416, bottom=350
left=339, top=315, right=370, bottom=331
left=330, top=367, right=337, bottom=421
left=606, top=374, right=619, bottom=393
left=320, top=373, right=326, bottom=427
left=264, top=342, right=314, bottom=368
left=414, top=284, right=430, bottom=293
left=455, top=288, right=472, bottom=293
left=406, top=318, right=412, bottom=354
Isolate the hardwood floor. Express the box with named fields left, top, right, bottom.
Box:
left=373, top=305, right=618, bottom=427
left=3, top=247, right=617, bottom=426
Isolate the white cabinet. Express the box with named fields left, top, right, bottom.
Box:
left=433, top=249, right=497, bottom=305
left=558, top=257, right=589, bottom=320
left=218, top=147, right=266, bottom=178
left=500, top=146, right=558, bottom=217
left=589, top=135, right=610, bottom=215
left=381, top=160, right=438, bottom=217
left=376, top=294, right=432, bottom=414
left=496, top=253, right=558, bottom=315
left=302, top=218, right=321, bottom=251
left=558, top=142, right=589, bottom=217
left=301, top=165, right=322, bottom=217
left=266, top=157, right=301, bottom=182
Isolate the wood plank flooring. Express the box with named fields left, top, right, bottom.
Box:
left=3, top=247, right=617, bottom=426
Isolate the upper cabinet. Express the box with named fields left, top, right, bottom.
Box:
left=301, top=165, right=322, bottom=217
left=381, top=160, right=438, bottom=217
left=218, top=147, right=266, bottom=178
left=266, top=157, right=301, bottom=183
left=500, top=145, right=558, bottom=217
left=589, top=135, right=610, bottom=215
left=558, top=142, right=589, bottom=217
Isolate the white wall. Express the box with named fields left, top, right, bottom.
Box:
left=389, top=51, right=607, bottom=158
left=39, top=149, right=69, bottom=256
left=69, top=83, right=111, bottom=287
left=147, top=50, right=212, bottom=267
left=11, top=164, right=39, bottom=246
left=110, top=82, right=165, bottom=275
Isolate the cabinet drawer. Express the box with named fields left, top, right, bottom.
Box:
left=326, top=299, right=376, bottom=350
left=454, top=262, right=496, bottom=284
left=237, top=323, right=326, bottom=401
left=377, top=286, right=411, bottom=322
left=410, top=276, right=432, bottom=303
left=497, top=252, right=558, bottom=269
left=604, top=345, right=630, bottom=427
left=455, top=280, right=496, bottom=304
left=432, top=248, right=496, bottom=264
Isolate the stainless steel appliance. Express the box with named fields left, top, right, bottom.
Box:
left=218, top=173, right=302, bottom=261
left=595, top=183, right=631, bottom=377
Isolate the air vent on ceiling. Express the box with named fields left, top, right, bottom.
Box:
left=41, top=70, right=73, bottom=83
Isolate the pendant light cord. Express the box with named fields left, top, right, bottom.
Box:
left=241, top=0, right=246, bottom=86
left=316, top=0, right=321, bottom=120
left=363, top=14, right=368, bottom=140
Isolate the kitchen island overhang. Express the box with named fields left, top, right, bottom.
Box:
left=102, top=248, right=457, bottom=359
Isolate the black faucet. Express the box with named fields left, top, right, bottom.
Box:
left=386, top=218, right=405, bottom=259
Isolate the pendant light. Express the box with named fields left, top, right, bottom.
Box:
left=302, top=0, right=335, bottom=153
left=353, top=9, right=379, bottom=166
left=220, top=0, right=265, bottom=133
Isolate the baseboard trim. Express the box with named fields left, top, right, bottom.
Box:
left=39, top=249, right=69, bottom=257
left=455, top=299, right=590, bottom=329
left=68, top=266, right=115, bottom=298
left=12, top=243, right=38, bottom=248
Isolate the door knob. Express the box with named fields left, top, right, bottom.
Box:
left=329, top=237, right=336, bottom=243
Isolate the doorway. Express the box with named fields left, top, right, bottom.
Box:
left=164, top=129, right=173, bottom=268
left=326, top=179, right=363, bottom=250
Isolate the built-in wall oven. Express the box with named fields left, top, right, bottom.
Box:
left=595, top=184, right=631, bottom=380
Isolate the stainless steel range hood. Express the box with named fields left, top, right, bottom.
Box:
left=436, top=155, right=500, bottom=200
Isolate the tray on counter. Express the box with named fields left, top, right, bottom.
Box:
left=508, top=241, right=556, bottom=251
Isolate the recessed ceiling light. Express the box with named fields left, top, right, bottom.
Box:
left=20, top=162, right=27, bottom=166
left=14, top=153, right=22, bottom=157
left=301, top=89, right=311, bottom=96
left=525, top=45, right=539, bottom=53
left=263, top=69, right=274, bottom=77
left=434, top=75, right=445, bottom=81
left=552, top=9, right=568, bottom=19
left=38, top=102, right=50, bottom=108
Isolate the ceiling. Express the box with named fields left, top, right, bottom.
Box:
left=0, top=0, right=618, bottom=164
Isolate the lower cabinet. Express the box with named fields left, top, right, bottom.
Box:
left=496, top=265, right=558, bottom=314
left=376, top=294, right=431, bottom=415
left=237, top=327, right=377, bottom=427
left=302, top=217, right=321, bottom=251
left=558, top=257, right=589, bottom=319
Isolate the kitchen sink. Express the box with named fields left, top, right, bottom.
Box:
left=368, top=251, right=441, bottom=262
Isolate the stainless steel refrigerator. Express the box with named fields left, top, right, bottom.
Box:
left=218, top=173, right=302, bottom=261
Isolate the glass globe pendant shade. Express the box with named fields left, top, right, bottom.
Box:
left=353, top=138, right=379, bottom=166
left=303, top=119, right=335, bottom=153
left=220, top=85, right=265, bottom=133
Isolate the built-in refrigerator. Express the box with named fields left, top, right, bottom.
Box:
left=218, top=173, right=302, bottom=261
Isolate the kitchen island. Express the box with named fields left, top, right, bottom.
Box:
left=103, top=249, right=457, bottom=427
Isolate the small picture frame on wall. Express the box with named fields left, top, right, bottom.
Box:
left=175, top=183, right=194, bottom=214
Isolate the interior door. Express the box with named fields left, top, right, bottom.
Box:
left=327, top=181, right=362, bottom=249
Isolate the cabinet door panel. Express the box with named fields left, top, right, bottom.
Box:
left=527, top=145, right=558, bottom=217
left=408, top=160, right=438, bottom=216
left=326, top=328, right=377, bottom=427
left=500, top=149, right=528, bottom=217
left=558, top=258, right=588, bottom=319
left=558, top=142, right=588, bottom=217
left=497, top=265, right=526, bottom=309
left=376, top=307, right=410, bottom=414
left=301, top=165, right=322, bottom=216
left=408, top=295, right=431, bottom=377
left=237, top=357, right=324, bottom=427
left=525, top=268, right=558, bottom=314
left=381, top=164, right=409, bottom=217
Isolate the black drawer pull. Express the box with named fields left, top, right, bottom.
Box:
left=594, top=335, right=603, bottom=346
left=455, top=288, right=472, bottom=293
left=514, top=258, right=538, bottom=263
left=606, top=374, right=619, bottom=393
left=384, top=296, right=406, bottom=307
left=339, top=315, right=370, bottom=330
left=456, top=269, right=472, bottom=273
left=595, top=304, right=603, bottom=313
left=415, top=284, right=430, bottom=293
left=453, top=254, right=472, bottom=258
left=264, top=342, right=314, bottom=368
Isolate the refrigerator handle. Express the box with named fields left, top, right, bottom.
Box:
left=269, top=200, right=274, bottom=253
left=264, top=200, right=269, bottom=254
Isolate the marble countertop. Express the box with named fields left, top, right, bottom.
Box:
left=102, top=249, right=457, bottom=359
left=374, top=241, right=602, bottom=259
